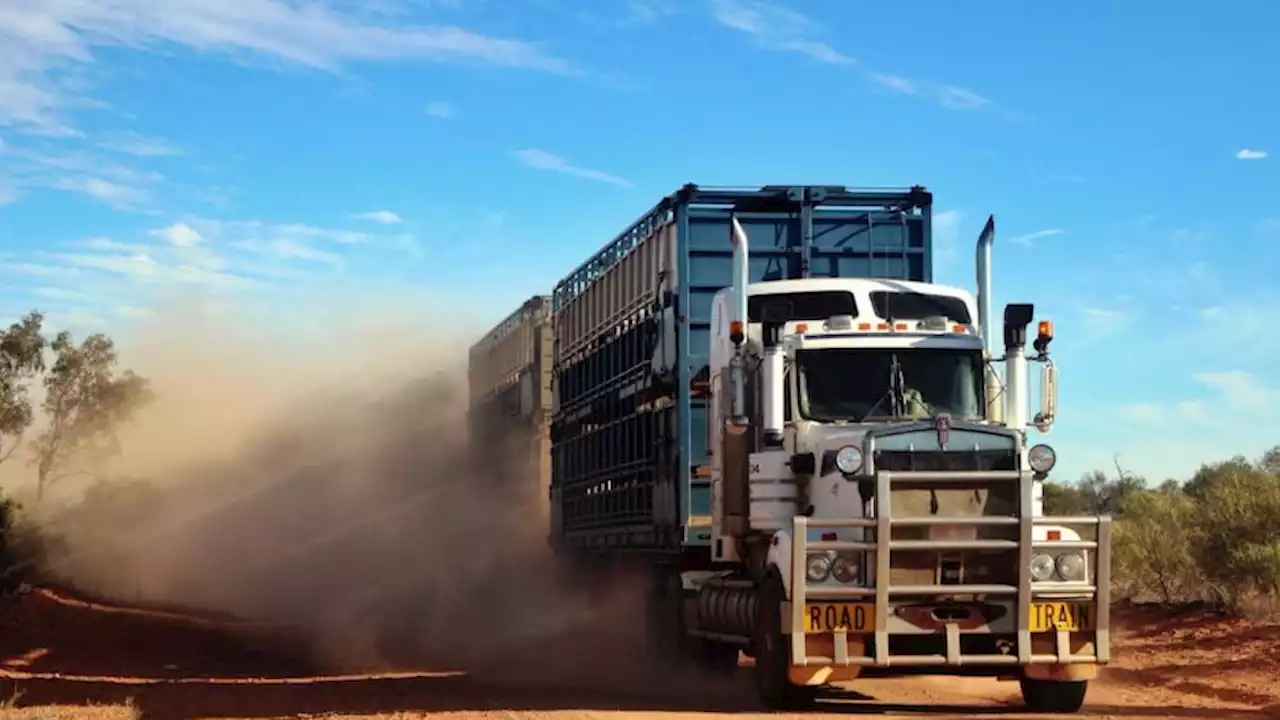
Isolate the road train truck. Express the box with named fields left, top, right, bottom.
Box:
left=466, top=184, right=1112, bottom=712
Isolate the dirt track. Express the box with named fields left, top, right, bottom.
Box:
left=0, top=587, right=1276, bottom=720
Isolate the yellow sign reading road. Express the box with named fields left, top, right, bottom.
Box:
left=803, top=603, right=875, bottom=634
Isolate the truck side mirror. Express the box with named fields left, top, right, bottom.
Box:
left=1002, top=303, right=1035, bottom=352
left=1034, top=360, right=1057, bottom=432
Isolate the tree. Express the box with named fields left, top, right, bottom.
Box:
left=0, top=312, right=48, bottom=465
left=30, top=331, right=153, bottom=503
left=1183, top=455, right=1256, bottom=500
left=1258, top=445, right=1280, bottom=478
left=1042, top=480, right=1087, bottom=515
left=1075, top=467, right=1146, bottom=516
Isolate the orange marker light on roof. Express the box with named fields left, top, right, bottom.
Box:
left=795, top=323, right=809, bottom=333
left=729, top=320, right=744, bottom=346
left=1033, top=319, right=1054, bottom=355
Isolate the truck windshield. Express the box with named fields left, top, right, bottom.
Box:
left=795, top=348, right=985, bottom=422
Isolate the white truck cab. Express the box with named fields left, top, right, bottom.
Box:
left=691, top=216, right=1109, bottom=713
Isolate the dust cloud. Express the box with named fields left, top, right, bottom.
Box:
left=25, top=288, right=722, bottom=696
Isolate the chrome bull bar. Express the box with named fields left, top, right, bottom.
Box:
left=788, top=469, right=1112, bottom=668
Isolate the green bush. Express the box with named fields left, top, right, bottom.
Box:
left=1046, top=445, right=1280, bottom=617
left=1112, top=487, right=1200, bottom=604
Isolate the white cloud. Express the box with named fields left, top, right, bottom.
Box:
left=512, top=148, right=632, bottom=188
left=9, top=213, right=423, bottom=303
left=97, top=131, right=183, bottom=157
left=51, top=176, right=149, bottom=209
left=709, top=2, right=994, bottom=113
left=351, top=210, right=403, bottom=224
left=936, top=85, right=991, bottom=111
left=1088, top=370, right=1280, bottom=482
left=33, top=286, right=96, bottom=302
left=2, top=147, right=160, bottom=209
left=424, top=101, right=455, bottom=119
left=46, top=247, right=256, bottom=289
left=624, top=1, right=673, bottom=24
left=869, top=72, right=992, bottom=111
left=1008, top=228, right=1064, bottom=247
left=1175, top=293, right=1280, bottom=364
left=150, top=222, right=204, bottom=247
left=0, top=262, right=82, bottom=278
left=194, top=219, right=375, bottom=246
left=1074, top=305, right=1132, bottom=346
left=1194, top=370, right=1275, bottom=415
left=708, top=0, right=852, bottom=65
left=0, top=0, right=577, bottom=135
left=870, top=73, right=916, bottom=94
left=232, top=238, right=342, bottom=267
left=70, top=236, right=148, bottom=253
left=1116, top=402, right=1167, bottom=428
left=1236, top=148, right=1267, bottom=160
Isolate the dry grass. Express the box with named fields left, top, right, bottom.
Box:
left=0, top=705, right=138, bottom=720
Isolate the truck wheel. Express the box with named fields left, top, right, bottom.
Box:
left=753, top=572, right=817, bottom=709
left=1019, top=678, right=1088, bottom=713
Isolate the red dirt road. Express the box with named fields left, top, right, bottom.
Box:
left=0, top=587, right=1276, bottom=720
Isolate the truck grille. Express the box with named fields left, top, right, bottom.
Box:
left=874, top=448, right=1020, bottom=589
left=874, top=449, right=1017, bottom=473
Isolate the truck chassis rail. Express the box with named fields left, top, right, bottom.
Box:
left=788, top=470, right=1112, bottom=668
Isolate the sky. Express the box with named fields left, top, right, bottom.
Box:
left=0, top=0, right=1277, bottom=484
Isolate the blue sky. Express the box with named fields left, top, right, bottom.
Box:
left=0, top=0, right=1276, bottom=484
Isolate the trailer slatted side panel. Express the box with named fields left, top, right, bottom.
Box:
left=551, top=184, right=933, bottom=555
left=551, top=212, right=678, bottom=549
left=468, top=295, right=554, bottom=498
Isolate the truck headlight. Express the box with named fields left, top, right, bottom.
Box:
left=1030, top=551, right=1088, bottom=582
left=835, top=445, right=863, bottom=474
left=831, top=554, right=861, bottom=583
left=1027, top=444, right=1056, bottom=473
left=1056, top=551, right=1087, bottom=581
left=1029, top=552, right=1056, bottom=582
left=806, top=552, right=833, bottom=582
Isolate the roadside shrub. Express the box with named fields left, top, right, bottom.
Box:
left=1189, top=465, right=1280, bottom=612
left=1112, top=487, right=1199, bottom=604
left=1058, top=445, right=1280, bottom=618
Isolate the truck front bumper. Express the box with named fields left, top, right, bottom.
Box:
left=787, top=469, right=1112, bottom=671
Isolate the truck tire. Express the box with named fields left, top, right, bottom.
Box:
left=1019, top=678, right=1088, bottom=713
left=753, top=571, right=817, bottom=709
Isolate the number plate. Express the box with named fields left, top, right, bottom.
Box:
left=803, top=603, right=875, bottom=634
left=1029, top=601, right=1094, bottom=632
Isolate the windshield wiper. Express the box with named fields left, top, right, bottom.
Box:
left=857, top=354, right=907, bottom=421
